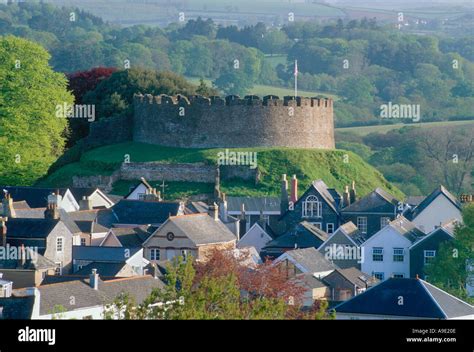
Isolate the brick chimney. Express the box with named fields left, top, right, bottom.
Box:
left=350, top=181, right=357, bottom=204
left=90, top=269, right=99, bottom=290
left=0, top=217, right=7, bottom=248
left=2, top=191, right=16, bottom=218
left=239, top=203, right=247, bottom=235
left=44, top=193, right=60, bottom=220
left=280, top=174, right=289, bottom=214
left=208, top=203, right=219, bottom=221
left=79, top=196, right=93, bottom=210
left=290, top=175, right=298, bottom=204
left=219, top=193, right=228, bottom=222
left=343, top=185, right=350, bottom=208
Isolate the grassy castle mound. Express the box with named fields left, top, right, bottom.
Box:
left=37, top=142, right=404, bottom=200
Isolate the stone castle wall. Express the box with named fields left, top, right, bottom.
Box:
left=133, top=94, right=335, bottom=149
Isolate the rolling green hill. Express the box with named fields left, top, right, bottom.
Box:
left=37, top=142, right=404, bottom=200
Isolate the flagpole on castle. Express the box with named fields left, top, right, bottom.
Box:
left=294, top=60, right=298, bottom=98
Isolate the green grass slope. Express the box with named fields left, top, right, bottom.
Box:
left=37, top=142, right=404, bottom=200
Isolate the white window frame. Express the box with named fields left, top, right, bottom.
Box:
left=326, top=223, right=335, bottom=234
left=374, top=272, right=384, bottom=280
left=56, top=237, right=64, bottom=253
left=80, top=238, right=86, bottom=246
left=150, top=248, right=160, bottom=261
left=380, top=217, right=391, bottom=229
left=181, top=249, right=189, bottom=261
left=54, top=262, right=62, bottom=276
left=372, top=247, right=384, bottom=262
left=302, top=195, right=322, bottom=218
left=357, top=217, right=368, bottom=234
left=393, top=248, right=405, bottom=262
left=424, top=250, right=436, bottom=265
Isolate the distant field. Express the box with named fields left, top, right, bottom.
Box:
left=336, top=119, right=474, bottom=136
left=48, top=0, right=344, bottom=25
left=186, top=76, right=339, bottom=99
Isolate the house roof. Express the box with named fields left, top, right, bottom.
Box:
left=334, top=278, right=474, bottom=319
left=75, top=221, right=110, bottom=234
left=124, top=178, right=154, bottom=199
left=158, top=214, right=236, bottom=246
left=109, top=226, right=155, bottom=247
left=102, top=200, right=181, bottom=226
left=388, top=216, right=426, bottom=243
left=72, top=246, right=141, bottom=263
left=67, top=210, right=100, bottom=222
left=0, top=248, right=56, bottom=270
left=337, top=221, right=366, bottom=246
left=226, top=196, right=280, bottom=213
left=405, top=185, right=461, bottom=220
left=342, top=188, right=398, bottom=213
left=410, top=219, right=457, bottom=249
left=0, top=186, right=104, bottom=209
left=311, top=180, right=339, bottom=213
left=281, top=247, right=336, bottom=274
left=263, top=222, right=328, bottom=251
left=327, top=267, right=378, bottom=288
left=74, top=262, right=129, bottom=277
left=34, top=275, right=165, bottom=316
left=0, top=186, right=69, bottom=208
left=297, top=273, right=328, bottom=289
left=4, top=219, right=60, bottom=239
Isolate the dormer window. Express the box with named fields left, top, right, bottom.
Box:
left=302, top=195, right=322, bottom=218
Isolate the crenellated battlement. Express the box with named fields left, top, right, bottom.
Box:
left=133, top=94, right=334, bottom=108
left=131, top=93, right=335, bottom=149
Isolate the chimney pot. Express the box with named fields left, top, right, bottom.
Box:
left=290, top=175, right=298, bottom=204
left=90, top=269, right=99, bottom=290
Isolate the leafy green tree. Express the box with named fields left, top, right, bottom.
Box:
left=83, top=68, right=197, bottom=120
left=0, top=36, right=73, bottom=185
left=425, top=205, right=474, bottom=303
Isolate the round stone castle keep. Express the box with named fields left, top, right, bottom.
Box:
left=132, top=94, right=335, bottom=149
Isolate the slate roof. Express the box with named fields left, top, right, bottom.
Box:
left=282, top=247, right=336, bottom=273
left=74, top=262, right=129, bottom=277
left=226, top=196, right=280, bottom=213
left=100, top=200, right=181, bottom=226
left=297, top=272, right=328, bottom=289
left=0, top=186, right=69, bottom=208
left=405, top=186, right=461, bottom=221
left=337, top=221, right=367, bottom=246
left=311, top=180, right=339, bottom=213
left=388, top=216, right=426, bottom=243
left=67, top=210, right=100, bottom=222
left=35, top=275, right=165, bottom=316
left=263, top=222, right=328, bottom=251
left=0, top=186, right=101, bottom=209
left=4, top=219, right=59, bottom=239
left=342, top=188, right=399, bottom=213
left=75, top=221, right=109, bottom=234
left=109, top=226, right=154, bottom=247
left=0, top=248, right=56, bottom=270
left=73, top=246, right=141, bottom=263
left=334, top=278, right=474, bottom=319
left=161, top=214, right=236, bottom=245
left=328, top=267, right=378, bottom=288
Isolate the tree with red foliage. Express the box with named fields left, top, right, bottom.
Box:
left=67, top=67, right=117, bottom=104
left=65, top=67, right=116, bottom=146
